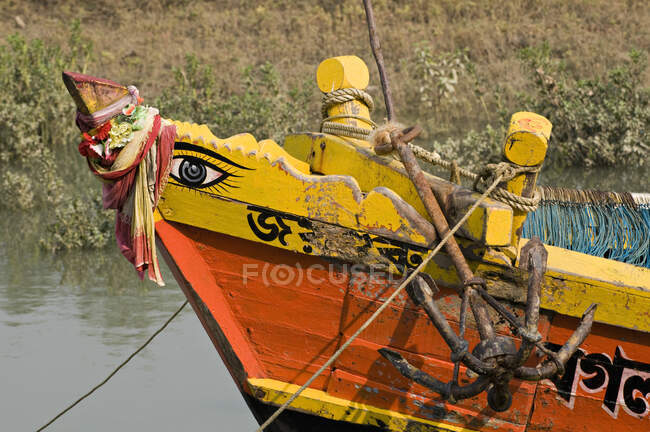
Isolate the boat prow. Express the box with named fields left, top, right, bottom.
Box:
left=65, top=54, right=650, bottom=432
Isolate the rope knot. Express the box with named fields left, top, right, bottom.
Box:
left=320, top=88, right=377, bottom=140
left=471, top=162, right=541, bottom=213
left=475, top=162, right=518, bottom=189
left=370, top=122, right=403, bottom=155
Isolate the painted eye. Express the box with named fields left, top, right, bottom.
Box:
left=170, top=155, right=228, bottom=189
left=168, top=142, right=252, bottom=194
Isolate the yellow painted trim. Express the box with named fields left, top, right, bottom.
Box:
left=519, top=238, right=650, bottom=331
left=153, top=208, right=163, bottom=222
left=501, top=112, right=551, bottom=248
left=158, top=120, right=439, bottom=273
left=168, top=120, right=311, bottom=175
left=284, top=133, right=513, bottom=246
left=159, top=184, right=429, bottom=273
left=247, top=378, right=478, bottom=432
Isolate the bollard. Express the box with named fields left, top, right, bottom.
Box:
left=316, top=56, right=374, bottom=141
left=501, top=112, right=552, bottom=249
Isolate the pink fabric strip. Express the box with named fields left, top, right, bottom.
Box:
left=154, top=124, right=176, bottom=204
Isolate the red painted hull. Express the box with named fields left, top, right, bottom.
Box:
left=156, top=219, right=650, bottom=431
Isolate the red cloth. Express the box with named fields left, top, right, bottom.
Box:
left=89, top=114, right=176, bottom=281
left=155, top=123, right=176, bottom=204
left=94, top=115, right=162, bottom=210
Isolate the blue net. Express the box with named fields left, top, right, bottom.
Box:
left=522, top=187, right=650, bottom=268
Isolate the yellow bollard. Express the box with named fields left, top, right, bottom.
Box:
left=316, top=56, right=374, bottom=140
left=501, top=112, right=552, bottom=249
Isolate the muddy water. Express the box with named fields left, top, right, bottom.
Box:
left=1, top=166, right=647, bottom=431
left=0, top=247, right=257, bottom=431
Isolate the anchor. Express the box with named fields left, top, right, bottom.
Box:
left=379, top=236, right=597, bottom=411
left=360, top=0, right=597, bottom=411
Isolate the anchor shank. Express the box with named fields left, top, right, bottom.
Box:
left=390, top=126, right=496, bottom=340
left=515, top=237, right=546, bottom=363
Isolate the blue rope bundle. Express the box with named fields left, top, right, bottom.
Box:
left=522, top=187, right=650, bottom=268
left=639, top=198, right=650, bottom=268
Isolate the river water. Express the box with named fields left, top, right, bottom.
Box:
left=0, top=247, right=258, bottom=431
left=1, top=166, right=647, bottom=431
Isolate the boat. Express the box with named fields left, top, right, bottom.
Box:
left=62, top=49, right=650, bottom=432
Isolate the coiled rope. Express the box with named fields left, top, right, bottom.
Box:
left=320, top=88, right=377, bottom=140
left=256, top=173, right=506, bottom=432
left=321, top=87, right=375, bottom=118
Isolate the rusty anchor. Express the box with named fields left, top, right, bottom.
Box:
left=361, top=0, right=596, bottom=412
left=380, top=236, right=597, bottom=411
left=378, top=126, right=596, bottom=411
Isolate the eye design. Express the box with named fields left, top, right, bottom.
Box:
left=168, top=142, right=252, bottom=194
left=171, top=155, right=228, bottom=189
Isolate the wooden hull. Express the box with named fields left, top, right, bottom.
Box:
left=62, top=65, right=650, bottom=432
left=156, top=219, right=650, bottom=432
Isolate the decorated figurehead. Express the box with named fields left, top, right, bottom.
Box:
left=64, top=68, right=442, bottom=287
left=63, top=71, right=176, bottom=286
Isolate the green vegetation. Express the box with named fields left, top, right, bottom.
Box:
left=0, top=22, right=114, bottom=251
left=156, top=56, right=313, bottom=142
left=428, top=44, right=650, bottom=171
left=518, top=44, right=649, bottom=167
left=0, top=0, right=648, bottom=252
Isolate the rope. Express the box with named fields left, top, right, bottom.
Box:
left=479, top=182, right=541, bottom=213
left=320, top=88, right=376, bottom=141
left=321, top=88, right=375, bottom=118
left=321, top=113, right=378, bottom=128
left=321, top=122, right=374, bottom=141
left=35, top=300, right=188, bottom=432
left=408, top=143, right=541, bottom=212
left=409, top=144, right=478, bottom=181
left=255, top=173, right=506, bottom=432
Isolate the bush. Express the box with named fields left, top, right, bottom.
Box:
left=157, top=55, right=316, bottom=142
left=404, top=47, right=483, bottom=139
left=0, top=21, right=114, bottom=251
left=410, top=46, right=470, bottom=108
left=517, top=43, right=650, bottom=167
left=416, top=43, right=649, bottom=173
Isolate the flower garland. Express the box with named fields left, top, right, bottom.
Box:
left=78, top=103, right=149, bottom=168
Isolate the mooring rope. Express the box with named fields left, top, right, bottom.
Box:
left=256, top=173, right=506, bottom=432
left=409, top=144, right=542, bottom=212
left=35, top=300, right=188, bottom=432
